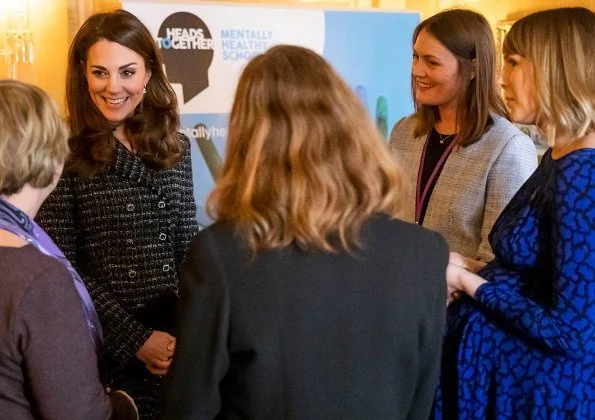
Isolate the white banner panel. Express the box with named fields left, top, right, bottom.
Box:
left=123, top=1, right=419, bottom=226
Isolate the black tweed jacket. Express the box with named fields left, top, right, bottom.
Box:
left=37, top=135, right=199, bottom=367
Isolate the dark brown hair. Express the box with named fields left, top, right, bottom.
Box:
left=66, top=9, right=182, bottom=176
left=412, top=9, right=508, bottom=146
left=207, top=45, right=407, bottom=252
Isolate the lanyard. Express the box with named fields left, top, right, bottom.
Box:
left=415, top=134, right=456, bottom=224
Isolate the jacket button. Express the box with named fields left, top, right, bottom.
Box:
left=159, top=233, right=167, bottom=241
left=126, top=204, right=134, bottom=212
left=162, top=264, right=170, bottom=272
left=128, top=270, right=137, bottom=278
left=158, top=201, right=166, bottom=209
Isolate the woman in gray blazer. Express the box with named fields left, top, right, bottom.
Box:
left=388, top=9, right=537, bottom=263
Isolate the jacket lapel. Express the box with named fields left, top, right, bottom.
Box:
left=402, top=133, right=426, bottom=223
left=111, top=142, right=164, bottom=198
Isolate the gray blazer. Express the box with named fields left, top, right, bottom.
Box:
left=388, top=114, right=537, bottom=261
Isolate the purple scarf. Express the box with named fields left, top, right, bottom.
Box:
left=0, top=196, right=103, bottom=353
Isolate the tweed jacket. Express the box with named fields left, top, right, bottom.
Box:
left=388, top=114, right=537, bottom=262
left=37, top=134, right=198, bottom=366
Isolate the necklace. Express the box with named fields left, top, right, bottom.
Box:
left=416, top=133, right=457, bottom=224
left=438, top=133, right=454, bottom=144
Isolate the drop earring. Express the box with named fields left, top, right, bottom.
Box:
left=143, top=84, right=147, bottom=94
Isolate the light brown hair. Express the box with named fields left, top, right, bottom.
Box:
left=412, top=9, right=508, bottom=146
left=66, top=9, right=182, bottom=176
left=0, top=80, right=69, bottom=195
left=503, top=7, right=594, bottom=144
left=207, top=45, right=407, bottom=252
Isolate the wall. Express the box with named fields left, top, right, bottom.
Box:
left=409, top=0, right=595, bottom=23
left=0, top=0, right=69, bottom=110
left=1, top=0, right=593, bottom=112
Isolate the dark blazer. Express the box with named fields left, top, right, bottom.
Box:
left=162, top=214, right=448, bottom=420
left=36, top=134, right=198, bottom=417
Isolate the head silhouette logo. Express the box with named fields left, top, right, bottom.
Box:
left=157, top=12, right=214, bottom=104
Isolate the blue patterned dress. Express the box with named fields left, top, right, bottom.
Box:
left=436, top=148, right=595, bottom=418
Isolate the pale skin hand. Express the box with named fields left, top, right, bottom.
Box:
left=447, top=253, right=488, bottom=299
left=135, top=330, right=176, bottom=375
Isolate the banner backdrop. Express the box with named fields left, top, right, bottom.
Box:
left=123, top=1, right=419, bottom=227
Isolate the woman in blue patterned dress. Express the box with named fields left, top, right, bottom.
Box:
left=438, top=7, right=595, bottom=418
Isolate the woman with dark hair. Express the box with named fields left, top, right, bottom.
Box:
left=389, top=8, right=537, bottom=263
left=0, top=79, right=137, bottom=419
left=37, top=9, right=198, bottom=418
left=162, top=45, right=448, bottom=420
left=442, top=7, right=595, bottom=418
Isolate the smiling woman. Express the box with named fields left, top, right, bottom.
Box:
left=36, top=9, right=199, bottom=419
left=388, top=8, right=537, bottom=263
left=86, top=40, right=151, bottom=134
left=411, top=29, right=461, bottom=117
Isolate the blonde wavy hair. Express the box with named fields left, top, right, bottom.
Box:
left=503, top=7, right=594, bottom=144
left=207, top=45, right=407, bottom=252
left=0, top=80, right=69, bottom=196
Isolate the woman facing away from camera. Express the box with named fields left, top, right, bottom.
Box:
left=161, top=45, right=449, bottom=420
left=0, top=80, right=137, bottom=419
left=389, top=9, right=537, bottom=264
left=36, top=10, right=198, bottom=418
left=440, top=7, right=595, bottom=418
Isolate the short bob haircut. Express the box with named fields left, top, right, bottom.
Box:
left=0, top=80, right=69, bottom=196
left=207, top=45, right=407, bottom=253
left=66, top=9, right=182, bottom=176
left=412, top=9, right=508, bottom=147
left=503, top=7, right=594, bottom=145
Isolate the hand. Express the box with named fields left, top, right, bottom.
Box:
left=449, top=252, right=486, bottom=273
left=446, top=262, right=467, bottom=293
left=135, top=331, right=176, bottom=376
left=446, top=261, right=487, bottom=299
left=447, top=284, right=463, bottom=304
